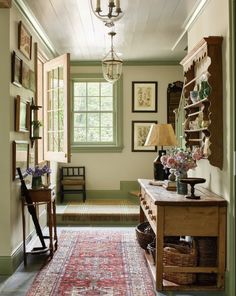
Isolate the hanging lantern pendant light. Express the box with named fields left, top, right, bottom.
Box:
left=102, top=31, right=123, bottom=83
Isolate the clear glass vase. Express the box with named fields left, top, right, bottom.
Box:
left=176, top=171, right=188, bottom=195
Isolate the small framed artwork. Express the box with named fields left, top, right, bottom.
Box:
left=132, top=120, right=157, bottom=152
left=132, top=81, right=158, bottom=112
left=15, top=95, right=30, bottom=132
left=11, top=51, right=22, bottom=87
left=18, top=21, right=32, bottom=60
left=29, top=70, right=36, bottom=92
left=22, top=62, right=30, bottom=89
left=12, top=140, right=29, bottom=180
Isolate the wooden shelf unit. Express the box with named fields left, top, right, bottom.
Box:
left=138, top=179, right=227, bottom=292
left=180, top=36, right=223, bottom=170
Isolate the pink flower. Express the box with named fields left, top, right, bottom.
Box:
left=160, top=155, right=168, bottom=165
left=160, top=148, right=201, bottom=174
left=166, top=157, right=177, bottom=169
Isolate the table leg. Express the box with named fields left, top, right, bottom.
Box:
left=21, top=200, right=27, bottom=265
left=47, top=202, right=53, bottom=257
left=52, top=199, right=58, bottom=250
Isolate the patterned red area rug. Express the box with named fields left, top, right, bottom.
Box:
left=27, top=229, right=155, bottom=296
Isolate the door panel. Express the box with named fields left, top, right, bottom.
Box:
left=43, top=53, right=70, bottom=163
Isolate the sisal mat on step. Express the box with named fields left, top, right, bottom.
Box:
left=56, top=198, right=140, bottom=226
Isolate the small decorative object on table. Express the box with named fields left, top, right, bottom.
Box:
left=180, top=178, right=206, bottom=199
left=160, top=147, right=203, bottom=195
left=26, top=164, right=51, bottom=189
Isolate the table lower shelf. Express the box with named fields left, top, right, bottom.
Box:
left=144, top=251, right=224, bottom=292
left=25, top=234, right=57, bottom=256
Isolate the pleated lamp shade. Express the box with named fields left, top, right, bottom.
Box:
left=145, top=123, right=177, bottom=148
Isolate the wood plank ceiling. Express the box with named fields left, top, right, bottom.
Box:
left=20, top=0, right=203, bottom=62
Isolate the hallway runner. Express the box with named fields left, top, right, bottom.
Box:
left=27, top=229, right=155, bottom=296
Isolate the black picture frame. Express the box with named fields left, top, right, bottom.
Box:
left=11, top=51, right=22, bottom=87
left=131, top=120, right=157, bottom=152
left=132, top=81, right=158, bottom=112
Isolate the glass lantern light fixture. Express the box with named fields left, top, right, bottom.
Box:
left=102, top=31, right=123, bottom=83
left=90, top=0, right=123, bottom=27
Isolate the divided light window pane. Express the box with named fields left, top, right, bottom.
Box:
left=73, top=81, right=114, bottom=144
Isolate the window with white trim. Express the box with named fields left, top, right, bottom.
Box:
left=71, top=75, right=123, bottom=152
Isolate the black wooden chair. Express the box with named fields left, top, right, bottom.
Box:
left=60, top=166, right=86, bottom=203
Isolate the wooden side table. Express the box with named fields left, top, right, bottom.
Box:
left=138, top=179, right=227, bottom=292
left=21, top=186, right=58, bottom=265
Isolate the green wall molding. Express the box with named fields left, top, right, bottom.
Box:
left=0, top=231, right=35, bottom=275
left=70, top=60, right=180, bottom=67
left=58, top=180, right=139, bottom=201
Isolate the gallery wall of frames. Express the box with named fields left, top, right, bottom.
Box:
left=11, top=20, right=41, bottom=180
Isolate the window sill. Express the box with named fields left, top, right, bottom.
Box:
left=71, top=145, right=124, bottom=153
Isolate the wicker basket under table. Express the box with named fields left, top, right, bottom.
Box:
left=163, top=241, right=197, bottom=285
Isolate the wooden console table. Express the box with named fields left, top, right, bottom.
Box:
left=21, top=186, right=58, bottom=265
left=138, top=179, right=227, bottom=292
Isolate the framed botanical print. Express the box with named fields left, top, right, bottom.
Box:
left=29, top=69, right=36, bottom=92
left=11, top=51, right=22, bottom=87
left=22, top=62, right=30, bottom=89
left=15, top=95, right=30, bottom=132
left=18, top=21, right=32, bottom=60
left=132, top=81, right=158, bottom=112
left=12, top=140, right=29, bottom=180
left=132, top=120, right=157, bottom=152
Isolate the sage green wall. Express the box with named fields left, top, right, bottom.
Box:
left=0, top=3, right=53, bottom=273
left=70, top=65, right=183, bottom=190
left=187, top=0, right=230, bottom=199
left=0, top=9, right=11, bottom=257
left=186, top=1, right=235, bottom=295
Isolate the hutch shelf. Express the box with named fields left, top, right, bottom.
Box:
left=180, top=36, right=223, bottom=170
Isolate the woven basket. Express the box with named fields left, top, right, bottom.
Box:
left=163, top=241, right=197, bottom=285
left=147, top=240, right=156, bottom=264
left=135, top=222, right=155, bottom=250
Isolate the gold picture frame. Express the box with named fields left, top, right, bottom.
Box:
left=18, top=21, right=32, bottom=60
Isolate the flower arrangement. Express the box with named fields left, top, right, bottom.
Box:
left=160, top=147, right=203, bottom=176
left=26, top=164, right=51, bottom=177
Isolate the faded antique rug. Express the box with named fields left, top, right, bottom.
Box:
left=27, top=229, right=155, bottom=296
